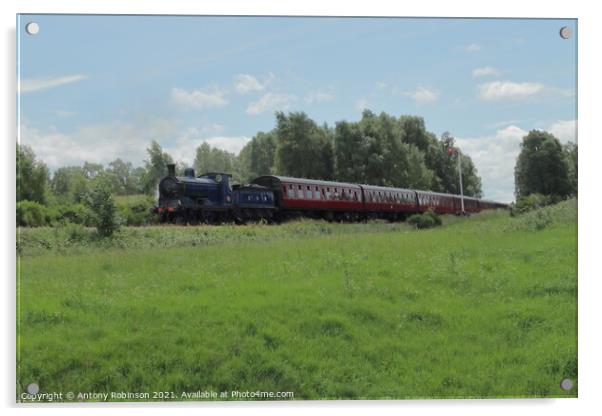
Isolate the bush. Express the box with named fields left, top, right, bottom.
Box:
left=54, top=204, right=93, bottom=225
left=407, top=210, right=441, bottom=229
left=83, top=183, right=121, bottom=237
left=510, top=193, right=560, bottom=216
left=17, top=200, right=47, bottom=227
left=423, top=209, right=442, bottom=226
left=63, top=223, right=90, bottom=242
left=506, top=198, right=576, bottom=232
left=115, top=195, right=157, bottom=226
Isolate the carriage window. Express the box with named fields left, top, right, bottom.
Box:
left=306, top=187, right=313, bottom=199
left=288, top=185, right=294, bottom=198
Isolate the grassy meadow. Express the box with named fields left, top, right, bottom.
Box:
left=16, top=200, right=578, bottom=401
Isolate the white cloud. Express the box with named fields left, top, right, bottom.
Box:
left=472, top=66, right=502, bottom=77
left=171, top=87, right=228, bottom=109
left=246, top=92, right=296, bottom=115
left=477, top=81, right=545, bottom=101
left=233, top=74, right=264, bottom=94
left=20, top=74, right=87, bottom=93
left=549, top=119, right=577, bottom=143
left=465, top=43, right=482, bottom=52
left=19, top=120, right=249, bottom=171
left=376, top=81, right=388, bottom=90
left=456, top=125, right=528, bottom=203
left=404, top=86, right=439, bottom=104
left=19, top=122, right=156, bottom=169
left=164, top=127, right=250, bottom=165
left=305, top=90, right=335, bottom=104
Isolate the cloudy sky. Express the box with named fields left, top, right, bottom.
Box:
left=17, top=15, right=576, bottom=202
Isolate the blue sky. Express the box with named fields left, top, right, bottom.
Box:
left=17, top=15, right=577, bottom=202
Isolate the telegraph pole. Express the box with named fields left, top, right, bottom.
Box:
left=447, top=143, right=465, bottom=215
left=457, top=149, right=465, bottom=214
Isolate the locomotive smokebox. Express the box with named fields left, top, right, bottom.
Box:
left=167, top=163, right=176, bottom=177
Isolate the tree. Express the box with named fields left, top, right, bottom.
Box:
left=237, top=131, right=277, bottom=182
left=82, top=162, right=104, bottom=179
left=249, top=132, right=277, bottom=177
left=399, top=115, right=431, bottom=152
left=83, top=179, right=120, bottom=237
left=334, top=120, right=367, bottom=183
left=334, top=110, right=438, bottom=189
left=193, top=142, right=236, bottom=175
left=17, top=144, right=49, bottom=204
left=563, top=142, right=578, bottom=196
left=106, top=158, right=138, bottom=195
left=51, top=166, right=88, bottom=203
left=274, top=112, right=334, bottom=179
left=515, top=130, right=572, bottom=198
left=142, top=140, right=174, bottom=194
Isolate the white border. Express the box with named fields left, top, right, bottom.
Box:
left=3, top=1, right=600, bottom=415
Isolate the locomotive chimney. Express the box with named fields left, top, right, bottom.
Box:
left=167, top=163, right=176, bottom=177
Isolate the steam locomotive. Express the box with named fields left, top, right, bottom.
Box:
left=155, top=163, right=507, bottom=224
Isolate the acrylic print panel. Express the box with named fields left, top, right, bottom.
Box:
left=16, top=14, right=577, bottom=402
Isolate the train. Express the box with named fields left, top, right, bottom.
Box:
left=155, top=163, right=507, bottom=224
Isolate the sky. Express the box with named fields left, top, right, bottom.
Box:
left=17, top=15, right=577, bottom=203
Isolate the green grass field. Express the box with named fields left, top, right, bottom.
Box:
left=17, top=200, right=577, bottom=401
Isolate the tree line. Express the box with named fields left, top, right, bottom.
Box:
left=19, top=110, right=578, bottom=231
left=18, top=110, right=485, bottom=207
left=239, top=110, right=482, bottom=196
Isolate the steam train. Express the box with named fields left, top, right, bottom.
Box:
left=155, top=163, right=507, bottom=224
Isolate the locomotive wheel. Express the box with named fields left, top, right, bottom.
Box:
left=188, top=211, right=200, bottom=226
left=201, top=211, right=216, bottom=224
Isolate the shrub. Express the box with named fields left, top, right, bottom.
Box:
left=510, top=193, right=561, bottom=216
left=83, top=183, right=121, bottom=237
left=506, top=198, right=576, bottom=232
left=16, top=200, right=47, bottom=227
left=63, top=223, right=90, bottom=242
left=423, top=209, right=442, bottom=226
left=55, top=204, right=93, bottom=225
left=115, top=195, right=157, bottom=226
left=407, top=210, right=441, bottom=229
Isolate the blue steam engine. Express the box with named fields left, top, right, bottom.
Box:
left=156, top=163, right=275, bottom=224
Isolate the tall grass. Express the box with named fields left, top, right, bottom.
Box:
left=16, top=201, right=577, bottom=400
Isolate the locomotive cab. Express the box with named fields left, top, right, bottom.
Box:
left=197, top=172, right=233, bottom=205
